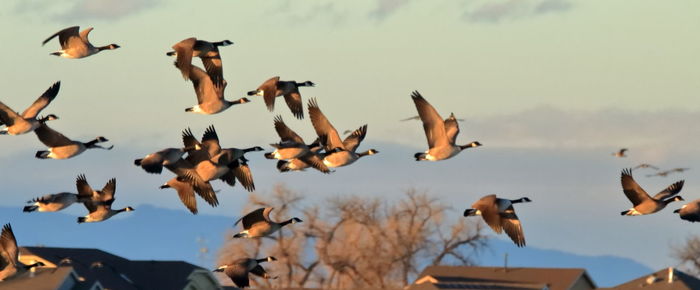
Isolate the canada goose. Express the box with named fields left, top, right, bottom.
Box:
left=0, top=81, right=60, bottom=135
left=34, top=123, right=113, bottom=159
left=160, top=177, right=206, bottom=214
left=167, top=38, right=232, bottom=88
left=176, top=62, right=249, bottom=114
left=233, top=207, right=302, bottom=238
left=135, top=147, right=196, bottom=174
left=633, top=163, right=659, bottom=170
left=76, top=176, right=134, bottom=223
left=247, top=76, right=315, bottom=119
left=43, top=26, right=119, bottom=59
left=646, top=167, right=690, bottom=178
left=264, top=115, right=317, bottom=160
left=675, top=199, right=700, bottom=222
left=214, top=256, right=277, bottom=288
left=275, top=146, right=333, bottom=174
left=612, top=148, right=628, bottom=158
left=619, top=168, right=685, bottom=216
left=307, top=98, right=378, bottom=168
left=0, top=224, right=45, bottom=281
left=400, top=115, right=465, bottom=122
left=463, top=195, right=531, bottom=247
left=182, top=126, right=259, bottom=191
left=410, top=91, right=481, bottom=161
left=23, top=190, right=91, bottom=213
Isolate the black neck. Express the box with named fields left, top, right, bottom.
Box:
left=243, top=147, right=258, bottom=153
left=511, top=198, right=530, bottom=204
left=280, top=218, right=295, bottom=227
left=664, top=198, right=680, bottom=205
left=97, top=45, right=112, bottom=51
left=255, top=258, right=269, bottom=263
left=84, top=138, right=100, bottom=147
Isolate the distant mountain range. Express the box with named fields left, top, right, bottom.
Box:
left=0, top=205, right=651, bottom=287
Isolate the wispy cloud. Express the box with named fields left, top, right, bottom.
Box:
left=463, top=0, right=573, bottom=23
left=14, top=0, right=159, bottom=23
left=54, top=0, right=159, bottom=22
left=534, top=0, right=573, bottom=14
left=369, top=0, right=413, bottom=21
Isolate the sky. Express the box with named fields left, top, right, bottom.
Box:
left=1, top=0, right=700, bottom=275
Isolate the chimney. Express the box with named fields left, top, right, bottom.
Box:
left=504, top=253, right=509, bottom=272
left=668, top=267, right=674, bottom=283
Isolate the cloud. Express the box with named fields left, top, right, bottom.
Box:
left=14, top=0, right=158, bottom=22
left=534, top=0, right=573, bottom=14
left=464, top=0, right=528, bottom=23
left=463, top=0, right=573, bottom=23
left=54, top=0, right=159, bottom=22
left=369, top=0, right=413, bottom=21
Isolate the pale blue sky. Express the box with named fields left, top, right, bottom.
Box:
left=1, top=0, right=699, bottom=272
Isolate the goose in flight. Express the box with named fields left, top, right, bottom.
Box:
left=675, top=199, right=700, bottom=222
left=76, top=175, right=134, bottom=223
left=410, top=91, right=481, bottom=161
left=43, top=26, right=119, bottom=58
left=0, top=81, right=60, bottom=135
left=214, top=256, right=277, bottom=288
left=167, top=38, right=232, bottom=88
left=620, top=168, right=684, bottom=216
left=181, top=126, right=258, bottom=192
left=308, top=98, right=378, bottom=168
left=33, top=123, right=112, bottom=159
left=233, top=207, right=302, bottom=238
left=464, top=194, right=531, bottom=247
left=23, top=175, right=94, bottom=212
left=0, top=224, right=45, bottom=281
left=176, top=62, right=249, bottom=114
left=612, top=148, right=628, bottom=158
left=247, top=76, right=314, bottom=119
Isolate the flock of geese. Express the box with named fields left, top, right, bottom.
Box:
left=0, top=25, right=696, bottom=287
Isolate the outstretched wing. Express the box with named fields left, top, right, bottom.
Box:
left=42, top=26, right=80, bottom=48
left=283, top=90, right=304, bottom=119
left=234, top=208, right=268, bottom=229
left=259, top=76, right=281, bottom=112
left=443, top=113, right=460, bottom=145
left=653, top=180, right=685, bottom=201
left=621, top=168, right=652, bottom=206
left=308, top=98, right=344, bottom=152
left=34, top=123, right=74, bottom=147
left=273, top=115, right=304, bottom=144
left=342, top=125, right=367, bottom=153
left=0, top=101, right=22, bottom=127
left=500, top=208, right=526, bottom=247
left=21, top=81, right=61, bottom=119
left=410, top=91, right=448, bottom=149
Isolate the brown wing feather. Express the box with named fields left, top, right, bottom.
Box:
left=0, top=101, right=21, bottom=127
left=42, top=26, right=79, bottom=47
left=307, top=98, right=344, bottom=151
left=621, top=168, right=652, bottom=206
left=283, top=90, right=304, bottom=119
left=260, top=77, right=280, bottom=111
left=172, top=37, right=197, bottom=81
left=443, top=113, right=460, bottom=145
left=34, top=123, right=74, bottom=147
left=0, top=224, right=18, bottom=267
left=410, top=91, right=448, bottom=149
left=21, top=81, right=61, bottom=119
left=273, top=115, right=304, bottom=144
left=472, top=195, right=502, bottom=234
left=500, top=209, right=526, bottom=247
left=342, top=125, right=367, bottom=153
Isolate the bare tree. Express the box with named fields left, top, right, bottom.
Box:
left=216, top=184, right=487, bottom=289
left=672, top=235, right=700, bottom=276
